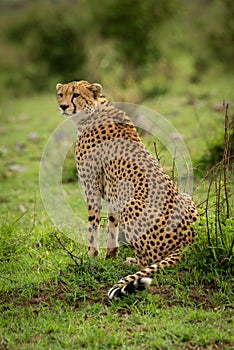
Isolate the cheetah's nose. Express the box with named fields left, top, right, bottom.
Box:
left=60, top=104, right=69, bottom=111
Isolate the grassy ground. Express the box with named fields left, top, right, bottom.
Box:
left=0, top=78, right=234, bottom=349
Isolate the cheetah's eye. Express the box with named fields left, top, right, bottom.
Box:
left=58, top=93, right=63, bottom=98
left=73, top=93, right=80, bottom=98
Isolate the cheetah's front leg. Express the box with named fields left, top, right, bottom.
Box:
left=87, top=198, right=101, bottom=258
left=106, top=212, right=119, bottom=259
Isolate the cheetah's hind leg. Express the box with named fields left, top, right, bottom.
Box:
left=124, top=257, right=138, bottom=265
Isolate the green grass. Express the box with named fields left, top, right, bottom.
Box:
left=1, top=303, right=233, bottom=349
left=0, top=228, right=233, bottom=349
left=0, top=80, right=234, bottom=349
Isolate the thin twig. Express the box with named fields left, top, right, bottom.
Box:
left=205, top=179, right=213, bottom=256
left=194, top=155, right=234, bottom=193
left=153, top=141, right=161, bottom=164
left=214, top=179, right=218, bottom=246
left=217, top=168, right=224, bottom=245
left=171, top=146, right=177, bottom=183
left=12, top=210, right=28, bottom=226
left=29, top=190, right=37, bottom=235
left=54, top=232, right=82, bottom=268
left=223, top=103, right=230, bottom=218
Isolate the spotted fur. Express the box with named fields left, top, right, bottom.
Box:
left=56, top=80, right=199, bottom=300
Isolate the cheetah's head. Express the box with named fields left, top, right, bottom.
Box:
left=56, top=80, right=103, bottom=116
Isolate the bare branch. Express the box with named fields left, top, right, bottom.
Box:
left=153, top=141, right=161, bottom=164
left=54, top=232, right=82, bottom=268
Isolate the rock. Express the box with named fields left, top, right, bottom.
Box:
left=19, top=204, right=27, bottom=213
left=28, top=132, right=40, bottom=141
left=7, top=163, right=26, bottom=173
left=0, top=146, right=8, bottom=157
left=18, top=114, right=28, bottom=121
left=213, top=101, right=230, bottom=112
left=14, top=143, right=26, bottom=152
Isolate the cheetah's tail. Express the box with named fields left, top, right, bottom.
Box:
left=108, top=251, right=181, bottom=300
left=108, top=264, right=159, bottom=300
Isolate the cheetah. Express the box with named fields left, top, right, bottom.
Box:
left=56, top=80, right=199, bottom=300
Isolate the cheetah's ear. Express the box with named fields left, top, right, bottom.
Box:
left=56, top=83, right=63, bottom=91
left=88, top=83, right=102, bottom=99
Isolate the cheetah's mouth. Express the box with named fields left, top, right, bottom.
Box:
left=60, top=111, right=73, bottom=118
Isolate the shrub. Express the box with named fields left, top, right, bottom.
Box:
left=197, top=107, right=234, bottom=172
left=6, top=0, right=87, bottom=92
left=92, top=0, right=174, bottom=76
left=208, top=0, right=234, bottom=68
left=192, top=107, right=234, bottom=275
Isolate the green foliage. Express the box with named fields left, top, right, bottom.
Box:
left=62, top=146, right=77, bottom=183
left=190, top=215, right=234, bottom=276
left=1, top=303, right=233, bottom=349
left=0, top=221, right=23, bottom=261
left=191, top=109, right=234, bottom=277
left=5, top=0, right=88, bottom=93
left=93, top=0, right=174, bottom=72
left=198, top=125, right=234, bottom=170
left=208, top=0, right=234, bottom=67
left=0, top=221, right=233, bottom=349
left=0, top=0, right=175, bottom=96
left=0, top=0, right=233, bottom=98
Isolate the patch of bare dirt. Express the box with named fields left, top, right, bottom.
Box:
left=1, top=279, right=233, bottom=311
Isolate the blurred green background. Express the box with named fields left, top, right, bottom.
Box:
left=0, top=0, right=233, bottom=100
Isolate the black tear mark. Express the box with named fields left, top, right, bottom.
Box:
left=71, top=95, right=77, bottom=114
